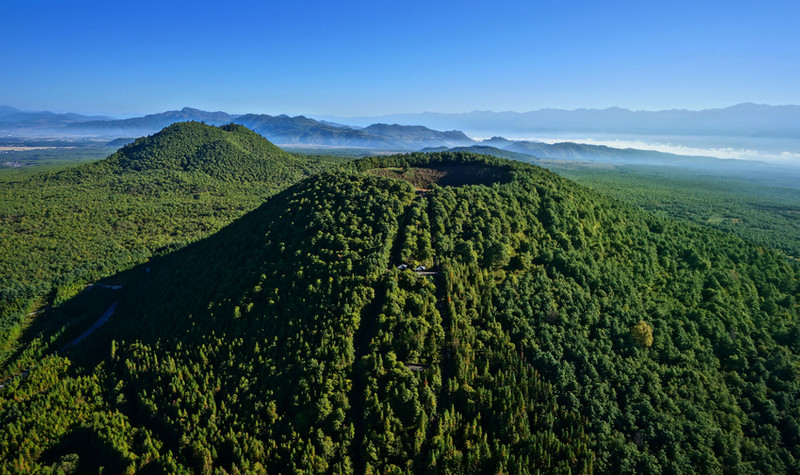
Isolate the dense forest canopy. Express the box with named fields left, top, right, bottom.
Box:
left=554, top=164, right=800, bottom=259
left=1, top=144, right=798, bottom=473
left=0, top=121, right=343, bottom=368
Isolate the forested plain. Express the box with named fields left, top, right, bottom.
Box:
left=0, top=131, right=798, bottom=473
left=554, top=164, right=800, bottom=259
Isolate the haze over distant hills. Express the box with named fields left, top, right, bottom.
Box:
left=232, top=114, right=474, bottom=149
left=3, top=103, right=800, bottom=163
left=323, top=103, right=800, bottom=139
left=0, top=106, right=111, bottom=129
left=1, top=106, right=476, bottom=150
left=9, top=103, right=799, bottom=140
left=63, top=107, right=238, bottom=133
left=324, top=104, right=800, bottom=162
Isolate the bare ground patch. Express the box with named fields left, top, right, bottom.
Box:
left=369, top=164, right=511, bottom=190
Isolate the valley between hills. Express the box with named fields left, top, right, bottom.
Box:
left=0, top=122, right=799, bottom=473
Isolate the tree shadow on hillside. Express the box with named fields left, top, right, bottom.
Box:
left=53, top=182, right=301, bottom=369
left=2, top=180, right=300, bottom=377
left=39, top=426, right=131, bottom=473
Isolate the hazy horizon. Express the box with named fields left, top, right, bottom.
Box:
left=4, top=102, right=800, bottom=163
left=4, top=101, right=800, bottom=121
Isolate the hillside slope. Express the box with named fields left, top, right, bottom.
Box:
left=101, top=121, right=296, bottom=180
left=1, top=152, right=798, bottom=473
left=0, top=122, right=340, bottom=359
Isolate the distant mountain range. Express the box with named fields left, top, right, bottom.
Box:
left=233, top=114, right=474, bottom=148
left=64, top=107, right=237, bottom=133
left=481, top=137, right=708, bottom=162
left=323, top=103, right=800, bottom=139
left=0, top=105, right=754, bottom=164
left=0, top=106, right=111, bottom=129
left=421, top=140, right=723, bottom=168
left=3, top=104, right=800, bottom=163
left=0, top=106, right=475, bottom=150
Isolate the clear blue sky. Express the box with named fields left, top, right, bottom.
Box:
left=2, top=0, right=798, bottom=117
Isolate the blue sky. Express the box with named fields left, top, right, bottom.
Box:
left=2, top=0, right=798, bottom=117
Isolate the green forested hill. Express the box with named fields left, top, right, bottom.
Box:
left=100, top=122, right=295, bottom=179
left=1, top=152, right=799, bottom=473
left=0, top=122, right=341, bottom=362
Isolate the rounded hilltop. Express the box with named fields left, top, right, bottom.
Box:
left=101, top=121, right=294, bottom=180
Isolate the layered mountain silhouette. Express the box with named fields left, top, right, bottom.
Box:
left=325, top=103, right=800, bottom=138
left=65, top=107, right=236, bottom=133
left=7, top=103, right=800, bottom=163
left=0, top=105, right=110, bottom=129
left=422, top=139, right=719, bottom=166
left=58, top=107, right=476, bottom=149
